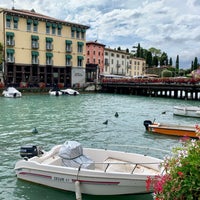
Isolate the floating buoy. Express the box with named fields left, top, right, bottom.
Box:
left=32, top=127, right=38, bottom=134
left=103, top=120, right=108, bottom=125
left=115, top=112, right=119, bottom=117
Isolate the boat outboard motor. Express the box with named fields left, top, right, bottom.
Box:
left=143, top=120, right=152, bottom=131
left=20, top=145, right=43, bottom=159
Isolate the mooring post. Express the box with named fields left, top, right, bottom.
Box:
left=75, top=181, right=82, bottom=200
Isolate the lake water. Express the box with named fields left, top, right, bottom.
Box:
left=0, top=93, right=199, bottom=200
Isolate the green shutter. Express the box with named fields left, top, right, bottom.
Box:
left=27, top=19, right=33, bottom=24
left=66, top=55, right=72, bottom=59
left=81, top=29, right=86, bottom=32
left=6, top=49, right=15, bottom=54
left=46, top=52, right=53, bottom=57
left=6, top=32, right=14, bottom=37
left=52, top=23, right=57, bottom=28
left=71, top=27, right=76, bottom=31
left=57, top=24, right=62, bottom=29
left=6, top=15, right=12, bottom=20
left=66, top=40, right=72, bottom=44
left=77, top=56, right=84, bottom=60
left=13, top=16, right=19, bottom=21
left=46, top=37, right=53, bottom=42
left=77, top=41, right=84, bottom=46
left=76, top=28, right=81, bottom=32
left=31, top=35, right=39, bottom=40
left=33, top=20, right=38, bottom=25
left=46, top=22, right=51, bottom=27
left=32, top=51, right=39, bottom=56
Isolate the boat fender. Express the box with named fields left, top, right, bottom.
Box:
left=143, top=120, right=152, bottom=130
left=75, top=181, right=82, bottom=200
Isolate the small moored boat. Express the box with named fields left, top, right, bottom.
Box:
left=15, top=141, right=164, bottom=196
left=61, top=88, right=79, bottom=95
left=173, top=106, right=200, bottom=118
left=143, top=120, right=199, bottom=138
left=2, top=87, right=22, bottom=98
left=49, top=88, right=62, bottom=96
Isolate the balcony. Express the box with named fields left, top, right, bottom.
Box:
left=7, top=57, right=15, bottom=63
left=46, top=44, right=53, bottom=51
left=7, top=40, right=15, bottom=46
left=32, top=42, right=39, bottom=49
left=32, top=58, right=39, bottom=65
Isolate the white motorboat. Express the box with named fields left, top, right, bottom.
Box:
left=49, top=88, right=62, bottom=96
left=61, top=88, right=79, bottom=95
left=173, top=106, right=200, bottom=118
left=2, top=87, right=22, bottom=98
left=15, top=141, right=164, bottom=196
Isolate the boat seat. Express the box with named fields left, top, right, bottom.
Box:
left=104, top=157, right=136, bottom=173
left=42, top=155, right=61, bottom=165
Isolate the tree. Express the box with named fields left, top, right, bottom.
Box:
left=160, top=52, right=168, bottom=66
left=146, top=51, right=153, bottom=67
left=193, top=57, right=198, bottom=70
left=169, top=57, right=173, bottom=66
left=148, top=47, right=161, bottom=57
left=175, top=55, right=179, bottom=70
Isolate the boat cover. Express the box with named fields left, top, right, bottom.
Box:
left=59, top=141, right=94, bottom=169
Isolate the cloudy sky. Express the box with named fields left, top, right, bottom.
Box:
left=1, top=0, right=200, bottom=69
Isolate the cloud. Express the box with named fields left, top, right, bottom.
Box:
left=0, top=0, right=200, bottom=68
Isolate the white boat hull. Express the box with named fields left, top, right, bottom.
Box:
left=15, top=145, right=163, bottom=195
left=173, top=106, right=200, bottom=118
left=2, top=87, right=22, bottom=98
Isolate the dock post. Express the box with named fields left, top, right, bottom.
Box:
left=75, top=181, right=82, bottom=200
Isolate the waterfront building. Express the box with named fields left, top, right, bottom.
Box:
left=104, top=48, right=146, bottom=77
left=86, top=41, right=105, bottom=82
left=129, top=57, right=146, bottom=77
left=104, top=48, right=130, bottom=76
left=0, top=7, right=89, bottom=88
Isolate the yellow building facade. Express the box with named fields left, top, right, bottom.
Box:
left=0, top=8, right=89, bottom=87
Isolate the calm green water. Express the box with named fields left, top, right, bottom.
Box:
left=0, top=93, right=199, bottom=200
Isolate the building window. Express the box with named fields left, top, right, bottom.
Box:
left=65, top=40, right=72, bottom=52
left=52, top=23, right=56, bottom=35
left=87, top=58, right=89, bottom=63
left=66, top=55, right=72, bottom=66
left=98, top=59, right=100, bottom=64
left=71, top=27, right=76, bottom=38
left=6, top=32, right=15, bottom=46
left=77, top=42, right=84, bottom=53
left=81, top=30, right=85, bottom=39
left=33, top=20, right=38, bottom=32
left=31, top=35, right=39, bottom=49
left=76, top=28, right=81, bottom=38
left=32, top=51, right=39, bottom=64
left=93, top=51, right=95, bottom=55
left=77, top=56, right=83, bottom=67
left=27, top=19, right=32, bottom=31
left=6, top=48, right=15, bottom=63
left=57, top=24, right=62, bottom=36
left=46, top=53, right=53, bottom=65
left=93, top=58, right=95, bottom=63
left=13, top=17, right=19, bottom=29
left=46, top=22, right=51, bottom=34
left=87, top=51, right=90, bottom=55
left=6, top=15, right=11, bottom=28
left=46, top=37, right=53, bottom=50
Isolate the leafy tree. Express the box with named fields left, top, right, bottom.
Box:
left=160, top=52, right=168, bottom=66
left=162, top=69, right=172, bottom=77
left=152, top=56, right=159, bottom=67
left=148, top=47, right=161, bottom=57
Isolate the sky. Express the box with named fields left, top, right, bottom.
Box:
left=1, top=0, right=200, bottom=69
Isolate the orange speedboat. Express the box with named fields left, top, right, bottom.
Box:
left=143, top=120, right=199, bottom=138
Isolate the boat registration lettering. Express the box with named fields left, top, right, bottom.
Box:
left=53, top=176, right=72, bottom=182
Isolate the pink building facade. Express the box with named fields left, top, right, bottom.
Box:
left=86, top=41, right=105, bottom=74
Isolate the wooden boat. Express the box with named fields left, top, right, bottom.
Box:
left=15, top=141, right=164, bottom=196
left=173, top=106, right=200, bottom=118
left=143, top=120, right=199, bottom=138
left=2, top=87, right=22, bottom=98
